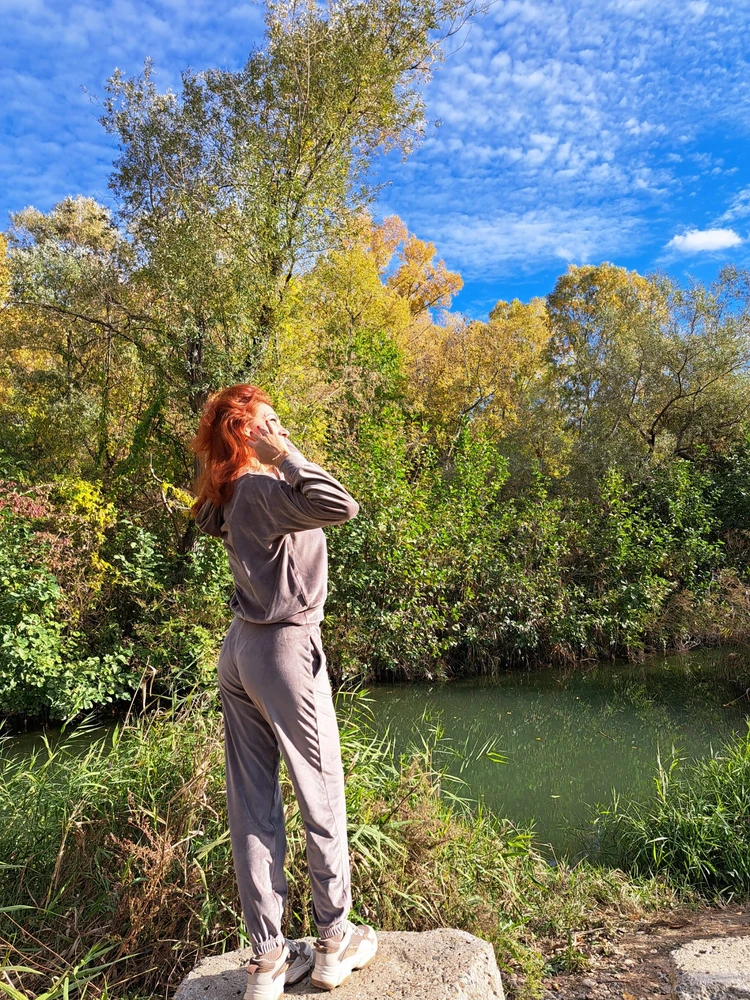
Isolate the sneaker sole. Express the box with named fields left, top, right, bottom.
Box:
left=309, top=945, right=378, bottom=991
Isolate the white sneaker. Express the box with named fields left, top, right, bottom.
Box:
left=244, top=939, right=313, bottom=1000
left=310, top=922, right=378, bottom=991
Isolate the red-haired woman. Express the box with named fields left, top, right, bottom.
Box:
left=191, top=384, right=377, bottom=1000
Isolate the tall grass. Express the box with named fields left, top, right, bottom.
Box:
left=0, top=691, right=676, bottom=1000
left=593, top=723, right=750, bottom=897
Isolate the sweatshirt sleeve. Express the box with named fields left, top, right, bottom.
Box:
left=194, top=498, right=224, bottom=538
left=265, top=448, right=360, bottom=532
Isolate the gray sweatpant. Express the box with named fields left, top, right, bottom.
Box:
left=217, top=616, right=352, bottom=955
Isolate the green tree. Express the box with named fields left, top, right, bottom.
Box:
left=547, top=263, right=750, bottom=478
left=3, top=197, right=152, bottom=477
left=99, top=0, right=482, bottom=413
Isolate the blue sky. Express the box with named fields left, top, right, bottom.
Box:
left=2, top=0, right=749, bottom=319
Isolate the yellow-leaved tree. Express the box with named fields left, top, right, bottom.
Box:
left=401, top=295, right=562, bottom=466
left=547, top=262, right=750, bottom=475
left=259, top=214, right=413, bottom=457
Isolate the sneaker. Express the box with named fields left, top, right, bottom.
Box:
left=284, top=939, right=315, bottom=986
left=310, top=922, right=378, bottom=991
left=244, top=939, right=313, bottom=1000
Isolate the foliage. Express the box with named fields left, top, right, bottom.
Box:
left=326, top=437, right=728, bottom=677
left=547, top=263, right=750, bottom=479
left=402, top=297, right=552, bottom=459
left=1, top=1, right=750, bottom=717
left=0, top=478, right=233, bottom=721
left=0, top=483, right=134, bottom=720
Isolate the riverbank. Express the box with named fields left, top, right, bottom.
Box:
left=10, top=646, right=749, bottom=858
left=1, top=690, right=686, bottom=1000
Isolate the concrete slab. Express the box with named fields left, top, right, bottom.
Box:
left=174, top=928, right=505, bottom=1000
left=671, top=936, right=750, bottom=999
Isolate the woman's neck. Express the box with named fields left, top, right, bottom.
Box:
left=238, top=461, right=281, bottom=479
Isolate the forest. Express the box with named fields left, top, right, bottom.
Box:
left=1, top=0, right=749, bottom=722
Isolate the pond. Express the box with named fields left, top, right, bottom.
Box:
left=365, top=648, right=750, bottom=856
left=4, top=648, right=749, bottom=857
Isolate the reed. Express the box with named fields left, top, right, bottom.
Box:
left=593, top=723, right=750, bottom=897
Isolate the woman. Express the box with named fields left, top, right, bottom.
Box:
left=190, top=384, right=378, bottom=1000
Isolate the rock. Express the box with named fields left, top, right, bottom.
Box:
left=175, top=929, right=504, bottom=1000
left=671, top=936, right=750, bottom=999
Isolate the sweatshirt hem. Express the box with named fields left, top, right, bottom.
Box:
left=231, top=606, right=325, bottom=627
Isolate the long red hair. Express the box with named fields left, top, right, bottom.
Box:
left=190, top=384, right=273, bottom=513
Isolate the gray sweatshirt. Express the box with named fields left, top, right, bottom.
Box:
left=194, top=442, right=359, bottom=625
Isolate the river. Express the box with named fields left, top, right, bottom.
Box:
left=5, top=648, right=749, bottom=856
left=365, top=648, right=750, bottom=855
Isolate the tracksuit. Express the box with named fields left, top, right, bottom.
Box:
left=195, top=443, right=359, bottom=954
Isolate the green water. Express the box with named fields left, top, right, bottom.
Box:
left=5, top=649, right=750, bottom=856
left=1, top=718, right=117, bottom=760
left=365, top=649, right=750, bottom=856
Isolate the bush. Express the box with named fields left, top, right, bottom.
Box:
left=0, top=483, right=135, bottom=719
left=0, top=477, right=234, bottom=721
left=328, top=432, right=727, bottom=677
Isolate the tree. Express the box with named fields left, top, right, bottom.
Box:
left=260, top=212, right=412, bottom=455
left=547, top=263, right=750, bottom=476
left=2, top=197, right=152, bottom=477
left=3, top=0, right=481, bottom=499
left=98, top=0, right=483, bottom=411
left=402, top=298, right=552, bottom=459
left=388, top=232, right=463, bottom=316
left=0, top=233, right=9, bottom=307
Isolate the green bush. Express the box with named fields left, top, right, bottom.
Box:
left=328, top=429, right=727, bottom=677
left=0, top=477, right=236, bottom=720
left=327, top=421, right=509, bottom=676
left=0, top=495, right=134, bottom=719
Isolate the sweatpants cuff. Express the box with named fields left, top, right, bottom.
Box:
left=317, top=918, right=350, bottom=940
left=254, top=932, right=285, bottom=956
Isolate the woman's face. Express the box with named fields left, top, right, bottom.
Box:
left=247, top=402, right=289, bottom=441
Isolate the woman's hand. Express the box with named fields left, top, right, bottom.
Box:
left=247, top=418, right=291, bottom=466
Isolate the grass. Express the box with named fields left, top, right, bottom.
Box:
left=0, top=689, right=682, bottom=1000
left=592, top=722, right=750, bottom=897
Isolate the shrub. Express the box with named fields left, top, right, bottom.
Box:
left=0, top=484, right=135, bottom=719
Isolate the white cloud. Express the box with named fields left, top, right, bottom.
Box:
left=719, top=186, right=750, bottom=222
left=383, top=204, right=645, bottom=277
left=4, top=0, right=750, bottom=297
left=665, top=228, right=743, bottom=253
left=0, top=0, right=264, bottom=222
left=377, top=0, right=750, bottom=283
